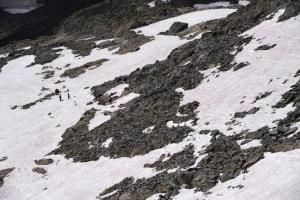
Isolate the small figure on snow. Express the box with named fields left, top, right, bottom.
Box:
left=55, top=89, right=60, bottom=95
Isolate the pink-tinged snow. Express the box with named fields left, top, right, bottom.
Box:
left=180, top=9, right=300, bottom=136
left=0, top=8, right=235, bottom=200
left=172, top=150, right=300, bottom=200
left=135, top=9, right=236, bottom=36
left=171, top=9, right=300, bottom=200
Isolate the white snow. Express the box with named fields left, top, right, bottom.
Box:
left=146, top=193, right=166, bottom=200
left=0, top=8, right=235, bottom=200
left=239, top=0, right=250, bottom=6
left=148, top=1, right=156, bottom=8
left=173, top=150, right=300, bottom=200
left=88, top=111, right=111, bottom=131
left=237, top=139, right=262, bottom=149
left=135, top=9, right=236, bottom=36
left=4, top=7, right=37, bottom=14
left=143, top=126, right=155, bottom=134
left=104, top=84, right=128, bottom=97
left=180, top=9, right=300, bottom=135
left=17, top=46, right=32, bottom=51
left=0, top=53, right=9, bottom=59
left=102, top=137, right=113, bottom=148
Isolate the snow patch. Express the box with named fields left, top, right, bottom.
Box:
left=102, top=137, right=113, bottom=148
left=135, top=9, right=236, bottom=36
left=105, top=84, right=128, bottom=97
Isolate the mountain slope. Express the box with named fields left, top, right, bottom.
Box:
left=0, top=0, right=300, bottom=200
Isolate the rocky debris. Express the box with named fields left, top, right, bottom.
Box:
left=178, top=19, right=220, bottom=40
left=53, top=0, right=299, bottom=165
left=60, top=0, right=187, bottom=40
left=245, top=126, right=269, bottom=140
left=0, top=168, right=14, bottom=188
left=41, top=0, right=300, bottom=198
left=61, top=58, right=108, bottom=78
left=39, top=70, right=55, bottom=80
left=99, top=133, right=265, bottom=200
left=233, top=107, right=260, bottom=118
left=161, top=22, right=189, bottom=35
left=0, top=156, right=7, bottom=162
left=32, top=167, right=47, bottom=175
left=34, top=158, right=54, bottom=166
left=21, top=92, right=56, bottom=110
left=233, top=62, right=249, bottom=71
left=144, top=145, right=196, bottom=171
left=92, top=76, right=129, bottom=105
left=115, top=32, right=153, bottom=55
left=253, top=91, right=272, bottom=103
left=255, top=44, right=277, bottom=51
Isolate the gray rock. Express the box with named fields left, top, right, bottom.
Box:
left=32, top=167, right=47, bottom=175
left=169, top=22, right=189, bottom=34
left=269, top=129, right=279, bottom=135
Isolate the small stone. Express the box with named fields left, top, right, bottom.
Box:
left=284, top=127, right=298, bottom=136
left=34, top=158, right=54, bottom=166
left=269, top=129, right=278, bottom=135
left=32, top=167, right=47, bottom=175
left=277, top=126, right=289, bottom=133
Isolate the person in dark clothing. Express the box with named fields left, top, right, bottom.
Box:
left=67, top=93, right=70, bottom=99
left=55, top=89, right=60, bottom=95
left=59, top=94, right=62, bottom=101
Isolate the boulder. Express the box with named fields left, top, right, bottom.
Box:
left=169, top=22, right=189, bottom=34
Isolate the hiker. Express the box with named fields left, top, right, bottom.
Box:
left=55, top=89, right=60, bottom=95
left=59, top=94, right=62, bottom=101
left=67, top=93, right=70, bottom=99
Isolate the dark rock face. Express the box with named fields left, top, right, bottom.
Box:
left=165, top=22, right=189, bottom=35
left=144, top=144, right=196, bottom=171
left=61, top=59, right=109, bottom=79
left=32, top=167, right=47, bottom=175
left=0, top=0, right=105, bottom=46
left=21, top=92, right=55, bottom=109
left=34, top=158, right=54, bottom=165
left=234, top=107, right=260, bottom=118
left=255, top=44, right=277, bottom=51
left=0, top=168, right=14, bottom=188
left=1, top=0, right=299, bottom=199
